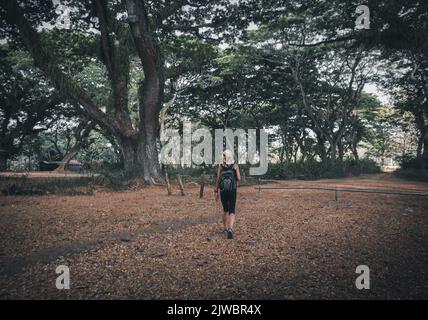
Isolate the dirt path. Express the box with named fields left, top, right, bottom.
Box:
left=0, top=214, right=219, bottom=277
left=1, top=173, right=428, bottom=299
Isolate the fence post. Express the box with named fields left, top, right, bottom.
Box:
left=335, top=189, right=339, bottom=209
left=177, top=174, right=185, bottom=196
left=165, top=172, right=172, bottom=195
left=199, top=171, right=205, bottom=198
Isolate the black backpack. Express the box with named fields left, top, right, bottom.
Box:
left=219, top=164, right=237, bottom=192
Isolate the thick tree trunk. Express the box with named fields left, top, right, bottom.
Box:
left=137, top=68, right=164, bottom=183
left=139, top=123, right=162, bottom=182
left=124, top=0, right=165, bottom=183
left=119, top=137, right=145, bottom=179
left=117, top=134, right=160, bottom=182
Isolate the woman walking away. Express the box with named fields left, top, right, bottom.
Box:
left=215, top=150, right=241, bottom=239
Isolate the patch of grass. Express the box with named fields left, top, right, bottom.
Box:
left=0, top=175, right=98, bottom=196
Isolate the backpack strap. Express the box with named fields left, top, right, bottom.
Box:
left=221, top=164, right=234, bottom=173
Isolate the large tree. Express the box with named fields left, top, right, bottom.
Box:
left=0, top=0, right=239, bottom=181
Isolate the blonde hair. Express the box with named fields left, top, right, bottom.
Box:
left=222, top=149, right=235, bottom=165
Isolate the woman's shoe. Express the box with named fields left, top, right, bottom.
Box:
left=227, top=228, right=233, bottom=239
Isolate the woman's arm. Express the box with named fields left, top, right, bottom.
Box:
left=234, top=164, right=241, bottom=181
left=215, top=165, right=221, bottom=192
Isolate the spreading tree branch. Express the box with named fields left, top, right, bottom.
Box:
left=1, top=0, right=123, bottom=138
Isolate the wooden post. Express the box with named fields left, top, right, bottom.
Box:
left=162, top=164, right=172, bottom=195
left=335, top=189, right=339, bottom=209
left=165, top=172, right=172, bottom=195
left=199, top=171, right=205, bottom=198
left=177, top=174, right=185, bottom=196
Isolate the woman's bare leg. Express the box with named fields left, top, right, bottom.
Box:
left=229, top=213, right=235, bottom=230
left=223, top=212, right=228, bottom=230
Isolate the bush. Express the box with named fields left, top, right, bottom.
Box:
left=261, top=158, right=381, bottom=180
left=395, top=155, right=428, bottom=181
left=396, top=154, right=425, bottom=170
left=159, top=158, right=381, bottom=183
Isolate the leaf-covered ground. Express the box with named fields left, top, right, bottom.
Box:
left=1, top=173, right=427, bottom=299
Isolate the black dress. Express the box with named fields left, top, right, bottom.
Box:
left=219, top=164, right=237, bottom=214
